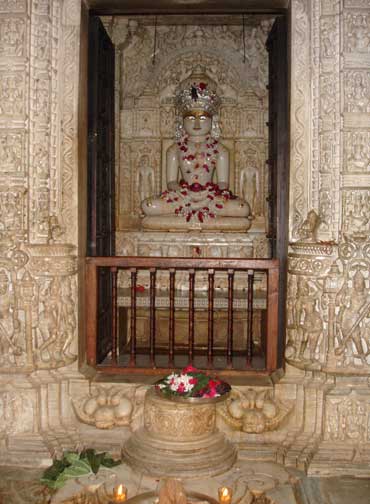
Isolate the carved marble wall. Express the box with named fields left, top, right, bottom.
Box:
left=285, top=0, right=370, bottom=473
left=0, top=0, right=369, bottom=477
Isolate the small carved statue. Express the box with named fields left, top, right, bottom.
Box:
left=296, top=210, right=321, bottom=242
left=136, top=155, right=155, bottom=203
left=141, top=66, right=252, bottom=231
left=240, top=166, right=258, bottom=216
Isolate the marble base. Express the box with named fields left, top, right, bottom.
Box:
left=141, top=215, right=253, bottom=232
left=123, top=389, right=237, bottom=478
left=116, top=230, right=270, bottom=259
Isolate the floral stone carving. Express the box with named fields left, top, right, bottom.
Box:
left=72, top=387, right=133, bottom=429
left=218, top=389, right=292, bottom=434
left=123, top=388, right=236, bottom=477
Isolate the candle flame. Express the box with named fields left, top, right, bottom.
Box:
left=113, top=484, right=127, bottom=502
left=218, top=486, right=232, bottom=504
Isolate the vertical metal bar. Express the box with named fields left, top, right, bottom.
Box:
left=149, top=268, right=156, bottom=367
left=169, top=269, right=176, bottom=367
left=266, top=267, right=279, bottom=371
left=129, top=268, right=137, bottom=367
left=188, top=269, right=195, bottom=364
left=207, top=269, right=215, bottom=368
left=86, top=261, right=98, bottom=366
left=227, top=269, right=234, bottom=368
left=246, top=269, right=255, bottom=367
left=111, top=266, right=118, bottom=365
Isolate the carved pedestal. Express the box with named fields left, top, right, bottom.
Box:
left=123, top=389, right=236, bottom=478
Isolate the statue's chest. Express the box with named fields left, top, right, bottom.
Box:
left=178, top=142, right=218, bottom=175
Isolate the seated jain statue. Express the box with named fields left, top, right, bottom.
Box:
left=141, top=70, right=252, bottom=231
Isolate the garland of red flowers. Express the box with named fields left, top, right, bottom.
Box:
left=161, top=181, right=237, bottom=223
left=177, top=135, right=218, bottom=174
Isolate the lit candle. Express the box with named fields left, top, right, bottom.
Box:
left=218, top=487, right=232, bottom=504
left=113, top=484, right=128, bottom=502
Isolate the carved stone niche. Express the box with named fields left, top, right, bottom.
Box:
left=115, top=16, right=270, bottom=242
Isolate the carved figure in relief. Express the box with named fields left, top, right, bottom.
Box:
left=346, top=72, right=370, bottom=113
left=0, top=133, right=22, bottom=172
left=298, top=298, right=323, bottom=360
left=347, top=134, right=369, bottom=172
left=327, top=398, right=367, bottom=442
left=0, top=75, right=23, bottom=115
left=343, top=192, right=370, bottom=236
left=136, top=155, right=155, bottom=203
left=0, top=18, right=25, bottom=56
left=0, top=269, right=22, bottom=364
left=321, top=21, right=335, bottom=58
left=141, top=67, right=251, bottom=231
left=286, top=277, right=324, bottom=363
left=296, top=210, right=321, bottom=242
left=0, top=191, right=23, bottom=231
left=240, top=166, right=258, bottom=217
left=335, top=270, right=370, bottom=365
left=346, top=14, right=370, bottom=53
left=293, top=277, right=310, bottom=328
left=36, top=278, right=76, bottom=366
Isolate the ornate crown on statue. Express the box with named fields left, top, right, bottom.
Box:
left=175, top=65, right=221, bottom=116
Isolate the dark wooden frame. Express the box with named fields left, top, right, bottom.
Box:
left=85, top=256, right=279, bottom=377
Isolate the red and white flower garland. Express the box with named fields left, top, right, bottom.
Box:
left=178, top=134, right=219, bottom=174
left=161, top=181, right=237, bottom=223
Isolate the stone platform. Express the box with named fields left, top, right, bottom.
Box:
left=123, top=389, right=237, bottom=478
left=3, top=460, right=370, bottom=504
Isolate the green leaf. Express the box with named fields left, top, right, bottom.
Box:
left=40, top=473, right=68, bottom=490
left=42, top=458, right=70, bottom=481
left=80, top=448, right=106, bottom=474
left=62, top=458, right=92, bottom=479
left=64, top=452, right=80, bottom=465
left=40, top=449, right=120, bottom=490
left=101, top=455, right=121, bottom=468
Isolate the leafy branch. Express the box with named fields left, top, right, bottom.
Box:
left=40, top=449, right=121, bottom=490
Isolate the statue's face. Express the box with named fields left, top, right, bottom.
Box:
left=183, top=110, right=212, bottom=137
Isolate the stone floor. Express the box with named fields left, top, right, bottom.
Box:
left=0, top=461, right=370, bottom=504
